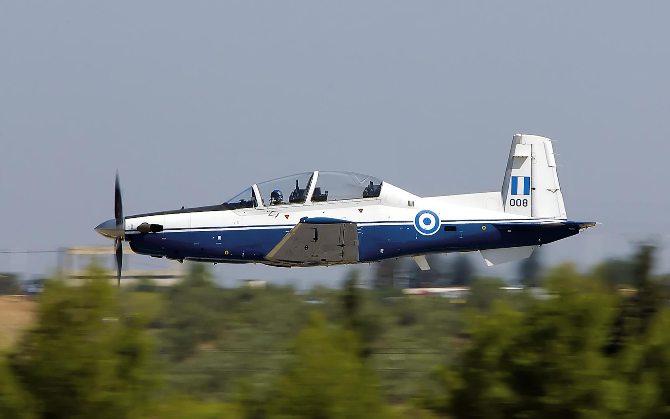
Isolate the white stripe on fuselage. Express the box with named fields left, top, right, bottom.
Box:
left=124, top=196, right=564, bottom=235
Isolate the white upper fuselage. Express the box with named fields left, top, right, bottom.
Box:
left=124, top=182, right=539, bottom=238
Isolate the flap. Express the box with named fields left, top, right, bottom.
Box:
left=266, top=222, right=359, bottom=265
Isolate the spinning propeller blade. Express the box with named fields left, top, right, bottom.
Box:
left=115, top=172, right=124, bottom=228
left=115, top=237, right=122, bottom=287
left=114, top=173, right=124, bottom=286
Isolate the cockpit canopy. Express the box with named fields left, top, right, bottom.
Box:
left=224, top=171, right=383, bottom=209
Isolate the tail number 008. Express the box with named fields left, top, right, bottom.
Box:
left=509, top=199, right=528, bottom=207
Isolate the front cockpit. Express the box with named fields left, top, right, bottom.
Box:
left=222, top=187, right=256, bottom=209
left=224, top=171, right=384, bottom=209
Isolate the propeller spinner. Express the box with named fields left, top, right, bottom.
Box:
left=94, top=173, right=125, bottom=286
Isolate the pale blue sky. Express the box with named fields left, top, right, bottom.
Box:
left=1, top=2, right=668, bottom=284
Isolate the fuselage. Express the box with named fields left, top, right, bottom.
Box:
left=122, top=182, right=580, bottom=266
left=98, top=137, right=595, bottom=270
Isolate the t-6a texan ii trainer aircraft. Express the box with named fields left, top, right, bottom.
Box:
left=95, top=134, right=595, bottom=284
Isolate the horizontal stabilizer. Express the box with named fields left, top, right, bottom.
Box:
left=575, top=221, right=597, bottom=230
left=480, top=245, right=537, bottom=266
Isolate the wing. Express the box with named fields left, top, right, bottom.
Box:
left=266, top=218, right=359, bottom=266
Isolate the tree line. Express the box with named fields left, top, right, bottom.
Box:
left=2, top=245, right=670, bottom=418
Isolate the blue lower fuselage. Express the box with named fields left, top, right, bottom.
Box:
left=127, top=221, right=581, bottom=265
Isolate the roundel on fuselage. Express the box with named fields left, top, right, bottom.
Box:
left=414, top=210, right=440, bottom=235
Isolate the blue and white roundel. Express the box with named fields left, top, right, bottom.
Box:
left=414, top=210, right=440, bottom=235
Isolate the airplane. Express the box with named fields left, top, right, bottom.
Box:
left=95, top=134, right=595, bottom=284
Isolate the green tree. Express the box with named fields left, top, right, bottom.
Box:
left=606, top=308, right=670, bottom=418
left=427, top=302, right=522, bottom=418
left=10, top=267, right=154, bottom=419
left=606, top=245, right=663, bottom=355
left=631, top=244, right=661, bottom=335
left=161, top=263, right=224, bottom=360
left=340, top=271, right=383, bottom=359
left=592, top=258, right=634, bottom=289
left=430, top=265, right=617, bottom=418
left=267, top=313, right=386, bottom=419
left=148, top=396, right=243, bottom=419
left=504, top=269, right=615, bottom=419
left=467, top=276, right=506, bottom=312
left=0, top=359, right=34, bottom=419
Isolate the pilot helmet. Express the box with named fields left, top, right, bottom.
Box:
left=270, top=189, right=283, bottom=204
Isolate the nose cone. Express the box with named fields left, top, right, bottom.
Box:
left=95, top=219, right=124, bottom=238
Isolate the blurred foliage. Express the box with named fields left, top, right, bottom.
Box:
left=266, top=312, right=386, bottom=419
left=160, top=264, right=224, bottom=360
left=9, top=266, right=155, bottom=419
left=0, top=359, right=33, bottom=419
left=424, top=247, right=670, bottom=418
left=340, top=270, right=383, bottom=359
left=147, top=396, right=242, bottom=419
left=467, top=276, right=507, bottom=312
left=3, top=245, right=670, bottom=418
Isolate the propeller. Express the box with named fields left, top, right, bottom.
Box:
left=114, top=173, right=124, bottom=287
left=95, top=173, right=126, bottom=286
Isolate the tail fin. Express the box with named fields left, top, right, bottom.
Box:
left=501, top=134, right=567, bottom=219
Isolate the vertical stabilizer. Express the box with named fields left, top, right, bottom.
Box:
left=502, top=134, right=567, bottom=219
